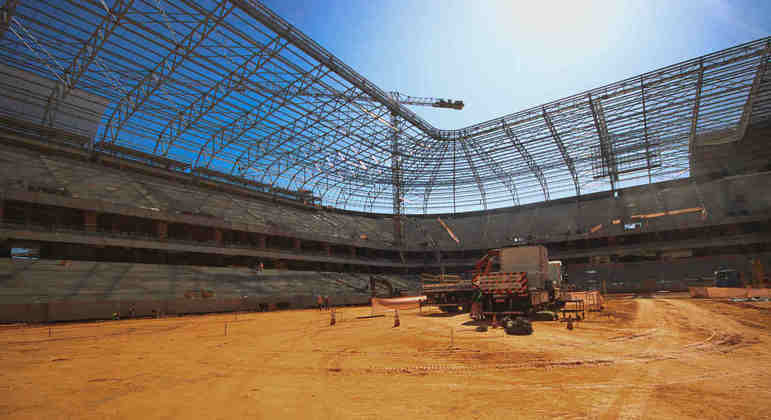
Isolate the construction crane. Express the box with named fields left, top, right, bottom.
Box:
left=239, top=81, right=464, bottom=245
left=386, top=92, right=464, bottom=110
left=295, top=87, right=465, bottom=245
left=380, top=92, right=464, bottom=246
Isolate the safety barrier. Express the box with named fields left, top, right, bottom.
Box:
left=371, top=296, right=426, bottom=313
left=560, top=291, right=604, bottom=311
left=689, top=287, right=771, bottom=299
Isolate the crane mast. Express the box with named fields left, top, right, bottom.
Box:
left=386, top=92, right=463, bottom=246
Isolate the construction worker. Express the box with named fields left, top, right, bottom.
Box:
left=324, top=295, right=330, bottom=311
left=393, top=309, right=400, bottom=327
left=317, top=295, right=324, bottom=311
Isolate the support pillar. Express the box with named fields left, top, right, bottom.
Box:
left=213, top=228, right=223, bottom=246
left=293, top=238, right=301, bottom=251
left=323, top=243, right=332, bottom=257
left=83, top=210, right=97, bottom=232
left=0, top=241, right=10, bottom=258
left=155, top=220, right=168, bottom=240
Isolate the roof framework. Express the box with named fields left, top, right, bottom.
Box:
left=0, top=0, right=769, bottom=214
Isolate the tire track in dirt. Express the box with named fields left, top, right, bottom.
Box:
left=597, top=297, right=769, bottom=419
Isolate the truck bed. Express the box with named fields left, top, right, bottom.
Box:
left=422, top=281, right=476, bottom=293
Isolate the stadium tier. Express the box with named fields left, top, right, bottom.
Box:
left=0, top=0, right=769, bottom=321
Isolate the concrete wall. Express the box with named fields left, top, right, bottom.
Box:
left=1, top=140, right=769, bottom=255
left=406, top=170, right=771, bottom=251
left=565, top=252, right=771, bottom=292
left=0, top=259, right=418, bottom=323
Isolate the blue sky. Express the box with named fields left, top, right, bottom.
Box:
left=261, top=0, right=770, bottom=129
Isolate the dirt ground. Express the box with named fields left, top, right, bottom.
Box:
left=1, top=294, right=770, bottom=419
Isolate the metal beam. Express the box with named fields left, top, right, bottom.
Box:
left=228, top=0, right=441, bottom=140
left=504, top=125, right=549, bottom=201
left=42, top=0, right=134, bottom=128
left=251, top=86, right=367, bottom=184
left=100, top=1, right=234, bottom=146
left=737, top=41, right=770, bottom=142
left=588, top=94, right=617, bottom=192
left=7, top=16, right=68, bottom=85
left=640, top=75, right=652, bottom=184
left=459, top=140, right=487, bottom=210
left=0, top=0, right=18, bottom=40
left=465, top=136, right=519, bottom=206
left=194, top=64, right=328, bottom=168
left=153, top=35, right=288, bottom=156
left=542, top=107, right=580, bottom=196
left=422, top=141, right=450, bottom=214
left=688, top=59, right=704, bottom=172
left=391, top=112, right=403, bottom=245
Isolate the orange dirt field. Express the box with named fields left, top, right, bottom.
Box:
left=1, top=295, right=771, bottom=419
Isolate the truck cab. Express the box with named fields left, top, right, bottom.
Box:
left=714, top=269, right=742, bottom=288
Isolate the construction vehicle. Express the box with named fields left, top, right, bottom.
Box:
left=420, top=273, right=476, bottom=313
left=714, top=268, right=743, bottom=288
left=470, top=245, right=565, bottom=334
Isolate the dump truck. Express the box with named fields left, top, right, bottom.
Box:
left=470, top=245, right=565, bottom=334
left=420, top=273, right=476, bottom=313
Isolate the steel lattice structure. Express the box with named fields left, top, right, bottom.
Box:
left=0, top=0, right=769, bottom=215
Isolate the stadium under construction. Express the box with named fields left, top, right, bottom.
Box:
left=2, top=1, right=771, bottom=418
left=0, top=1, right=768, bottom=319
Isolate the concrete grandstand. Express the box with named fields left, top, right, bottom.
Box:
left=0, top=0, right=769, bottom=321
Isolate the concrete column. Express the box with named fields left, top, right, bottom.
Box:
left=0, top=242, right=11, bottom=258
left=293, top=238, right=301, bottom=250
left=213, top=228, right=223, bottom=246
left=83, top=210, right=97, bottom=232
left=323, top=243, right=331, bottom=257
left=156, top=220, right=168, bottom=240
